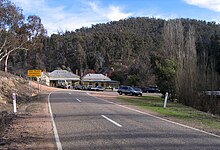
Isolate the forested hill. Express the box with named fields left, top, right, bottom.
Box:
left=1, top=1, right=220, bottom=115
left=4, top=16, right=220, bottom=114
left=25, top=17, right=220, bottom=84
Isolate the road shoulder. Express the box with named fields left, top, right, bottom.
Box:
left=0, top=93, right=55, bottom=149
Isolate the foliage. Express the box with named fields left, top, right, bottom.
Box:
left=153, top=58, right=177, bottom=100
left=0, top=0, right=46, bottom=73
left=127, top=75, right=140, bottom=86
left=2, top=0, right=220, bottom=115
left=55, top=65, right=72, bottom=72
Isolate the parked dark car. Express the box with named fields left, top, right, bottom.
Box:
left=142, top=86, right=160, bottom=93
left=117, top=86, right=142, bottom=96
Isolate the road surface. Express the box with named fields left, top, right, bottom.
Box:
left=48, top=91, right=220, bottom=150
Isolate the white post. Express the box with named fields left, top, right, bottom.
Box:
left=12, top=93, right=17, bottom=113
left=164, top=92, right=168, bottom=108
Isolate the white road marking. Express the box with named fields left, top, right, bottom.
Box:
left=76, top=98, right=81, bottom=102
left=69, top=93, right=71, bottom=95
left=101, top=115, right=122, bottom=127
left=48, top=92, right=63, bottom=150
left=87, top=92, right=220, bottom=138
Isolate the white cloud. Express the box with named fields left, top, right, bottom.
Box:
left=107, top=6, right=132, bottom=20
left=10, top=0, right=133, bottom=35
left=184, top=0, right=220, bottom=12
left=11, top=0, right=72, bottom=34
left=88, top=2, right=99, bottom=12
left=87, top=2, right=133, bottom=21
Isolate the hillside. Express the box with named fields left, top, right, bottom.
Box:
left=0, top=71, right=31, bottom=110
left=0, top=72, right=55, bottom=149
left=11, top=17, right=219, bottom=88
left=2, top=17, right=220, bottom=114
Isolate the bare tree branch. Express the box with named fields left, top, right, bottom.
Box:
left=0, top=43, right=29, bottom=62
left=0, top=36, right=7, bottom=57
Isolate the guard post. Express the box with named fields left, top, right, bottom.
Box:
left=12, top=93, right=17, bottom=113
left=164, top=92, right=168, bottom=108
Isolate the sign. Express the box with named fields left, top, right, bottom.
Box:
left=28, top=70, right=42, bottom=77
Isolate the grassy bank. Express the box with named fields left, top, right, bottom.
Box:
left=117, top=95, right=220, bottom=131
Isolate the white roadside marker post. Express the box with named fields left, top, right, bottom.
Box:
left=12, top=93, right=17, bottom=113
left=164, top=92, right=168, bottom=108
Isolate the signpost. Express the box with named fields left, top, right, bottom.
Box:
left=28, top=70, right=42, bottom=97
left=28, top=70, right=42, bottom=77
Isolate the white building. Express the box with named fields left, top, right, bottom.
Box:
left=81, top=73, right=119, bottom=88
left=44, top=70, right=80, bottom=87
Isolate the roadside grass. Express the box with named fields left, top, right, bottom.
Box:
left=0, top=103, right=12, bottom=112
left=117, top=95, right=220, bottom=130
left=0, top=98, right=12, bottom=112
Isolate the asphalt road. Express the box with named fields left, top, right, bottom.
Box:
left=49, top=91, right=220, bottom=150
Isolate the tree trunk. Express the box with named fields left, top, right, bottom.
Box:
left=4, top=53, right=9, bottom=72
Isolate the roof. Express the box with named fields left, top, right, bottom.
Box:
left=82, top=73, right=111, bottom=81
left=47, top=70, right=80, bottom=81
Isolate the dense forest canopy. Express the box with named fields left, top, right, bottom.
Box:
left=1, top=0, right=220, bottom=114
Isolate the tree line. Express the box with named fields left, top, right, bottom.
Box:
left=0, top=0, right=46, bottom=73
left=1, top=0, right=220, bottom=114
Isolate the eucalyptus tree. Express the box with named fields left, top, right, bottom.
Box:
left=0, top=0, right=46, bottom=72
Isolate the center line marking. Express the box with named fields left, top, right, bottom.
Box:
left=101, top=115, right=122, bottom=127
left=76, top=98, right=81, bottom=102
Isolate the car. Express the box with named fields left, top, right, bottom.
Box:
left=113, top=87, right=118, bottom=92
left=74, top=84, right=85, bottom=90
left=86, top=85, right=94, bottom=90
left=142, top=86, right=160, bottom=93
left=117, top=86, right=142, bottom=96
left=133, top=87, right=143, bottom=96
left=94, top=86, right=105, bottom=91
left=64, top=85, right=73, bottom=89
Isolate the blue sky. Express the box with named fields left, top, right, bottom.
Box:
left=10, top=0, right=220, bottom=35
